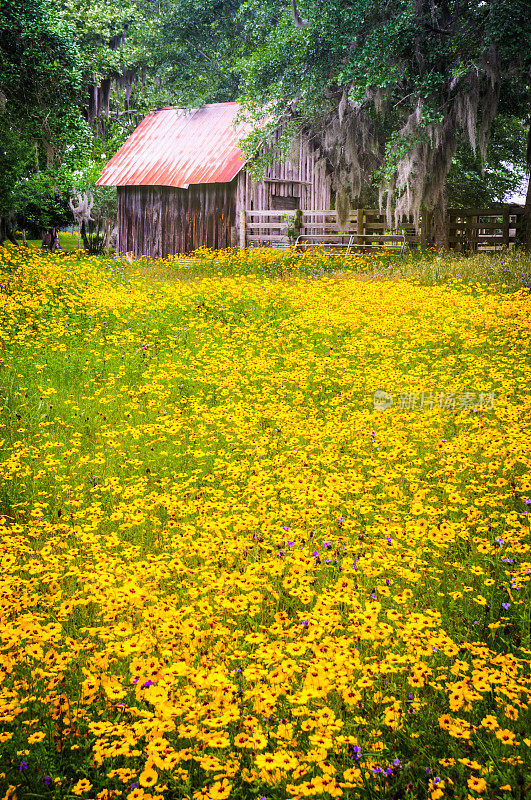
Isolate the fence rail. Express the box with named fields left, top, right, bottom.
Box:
left=240, top=205, right=525, bottom=252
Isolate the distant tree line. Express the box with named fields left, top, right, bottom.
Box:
left=0, top=0, right=529, bottom=249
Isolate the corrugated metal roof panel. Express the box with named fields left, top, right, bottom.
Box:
left=97, top=102, right=253, bottom=188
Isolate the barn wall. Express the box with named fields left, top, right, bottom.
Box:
left=236, top=127, right=332, bottom=215
left=117, top=182, right=237, bottom=258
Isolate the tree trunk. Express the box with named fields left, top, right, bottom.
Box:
left=41, top=228, right=61, bottom=251
left=524, top=112, right=531, bottom=251
left=0, top=216, right=18, bottom=245
left=524, top=170, right=531, bottom=252
left=80, top=220, right=91, bottom=251
left=432, top=188, right=449, bottom=249
left=103, top=222, right=114, bottom=254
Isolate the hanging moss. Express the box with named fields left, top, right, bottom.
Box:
left=335, top=188, right=350, bottom=227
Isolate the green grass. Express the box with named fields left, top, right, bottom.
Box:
left=23, top=231, right=81, bottom=252
left=125, top=244, right=531, bottom=291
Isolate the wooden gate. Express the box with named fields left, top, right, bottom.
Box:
left=448, top=207, right=524, bottom=251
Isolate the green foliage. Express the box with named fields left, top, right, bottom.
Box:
left=12, top=168, right=74, bottom=236
left=139, top=0, right=251, bottom=107
left=50, top=0, right=140, bottom=79
left=0, top=0, right=89, bottom=236
left=91, top=114, right=138, bottom=163
left=447, top=117, right=528, bottom=207
left=0, top=0, right=84, bottom=157
left=236, top=0, right=530, bottom=220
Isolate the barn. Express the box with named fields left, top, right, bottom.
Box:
left=97, top=102, right=332, bottom=258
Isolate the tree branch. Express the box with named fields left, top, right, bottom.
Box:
left=423, top=22, right=454, bottom=35
left=292, top=0, right=309, bottom=28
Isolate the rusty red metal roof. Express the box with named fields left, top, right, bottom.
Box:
left=97, top=102, right=254, bottom=188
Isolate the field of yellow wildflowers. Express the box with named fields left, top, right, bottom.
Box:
left=0, top=244, right=530, bottom=800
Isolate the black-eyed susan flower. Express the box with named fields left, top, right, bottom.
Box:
left=71, top=779, right=93, bottom=795
left=495, top=728, right=517, bottom=745
left=139, top=766, right=158, bottom=788
left=467, top=776, right=487, bottom=792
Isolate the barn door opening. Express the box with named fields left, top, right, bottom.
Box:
left=271, top=195, right=300, bottom=210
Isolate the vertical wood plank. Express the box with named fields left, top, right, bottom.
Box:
left=357, top=209, right=364, bottom=238
left=239, top=210, right=246, bottom=249
left=503, top=208, right=510, bottom=247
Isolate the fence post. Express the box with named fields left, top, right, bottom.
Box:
left=471, top=212, right=479, bottom=252
left=462, top=212, right=470, bottom=252
left=293, top=209, right=302, bottom=242
left=456, top=212, right=466, bottom=253
left=239, top=210, right=246, bottom=250
left=502, top=208, right=510, bottom=248
left=356, top=209, right=364, bottom=240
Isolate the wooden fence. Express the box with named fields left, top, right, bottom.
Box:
left=240, top=205, right=525, bottom=251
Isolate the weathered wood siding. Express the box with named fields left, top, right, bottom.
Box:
left=236, top=127, right=331, bottom=218
left=117, top=182, right=236, bottom=258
